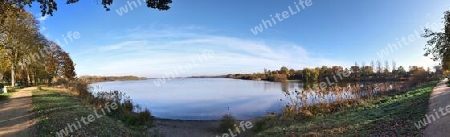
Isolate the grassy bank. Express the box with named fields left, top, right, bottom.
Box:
left=0, top=92, right=11, bottom=102
left=256, top=81, right=438, bottom=136
left=32, top=88, right=148, bottom=136
left=0, top=87, right=19, bottom=102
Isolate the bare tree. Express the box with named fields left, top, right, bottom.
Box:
left=376, top=60, right=382, bottom=75
left=384, top=60, right=389, bottom=71
left=392, top=60, right=397, bottom=72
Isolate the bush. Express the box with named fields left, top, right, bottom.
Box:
left=253, top=114, right=277, bottom=133
left=409, top=67, right=428, bottom=86
left=268, top=74, right=288, bottom=82
left=69, top=80, right=154, bottom=128
left=136, top=108, right=154, bottom=126
left=6, top=87, right=16, bottom=93
left=218, top=114, right=237, bottom=133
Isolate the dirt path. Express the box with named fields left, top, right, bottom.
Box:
left=0, top=87, right=36, bottom=137
left=424, top=79, right=450, bottom=136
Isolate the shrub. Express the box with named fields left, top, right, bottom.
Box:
left=55, top=78, right=69, bottom=87
left=136, top=108, right=154, bottom=126
left=409, top=67, right=428, bottom=86
left=218, top=114, right=237, bottom=133
left=253, top=114, right=277, bottom=133
left=6, top=87, right=16, bottom=93
left=68, top=80, right=154, bottom=128
left=268, top=74, right=288, bottom=82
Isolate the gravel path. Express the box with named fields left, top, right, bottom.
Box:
left=424, top=79, right=450, bottom=136
left=0, top=87, right=36, bottom=137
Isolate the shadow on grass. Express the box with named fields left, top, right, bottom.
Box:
left=256, top=81, right=438, bottom=136
left=0, top=94, right=9, bottom=102
left=32, top=89, right=146, bottom=137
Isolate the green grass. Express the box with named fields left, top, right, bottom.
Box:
left=256, top=81, right=439, bottom=136
left=0, top=92, right=11, bottom=102
left=0, top=86, right=20, bottom=102
left=32, top=89, right=148, bottom=136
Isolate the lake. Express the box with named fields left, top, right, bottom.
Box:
left=90, top=78, right=403, bottom=120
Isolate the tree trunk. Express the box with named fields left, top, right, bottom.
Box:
left=11, top=64, right=15, bottom=87
left=26, top=69, right=30, bottom=86
left=47, top=77, right=52, bottom=86
left=31, top=73, right=35, bottom=86
left=11, top=50, right=18, bottom=87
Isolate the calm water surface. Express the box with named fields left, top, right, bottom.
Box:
left=90, top=78, right=304, bottom=120
left=90, top=78, right=401, bottom=120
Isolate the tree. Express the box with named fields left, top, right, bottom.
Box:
left=398, top=66, right=407, bottom=77
left=0, top=5, right=76, bottom=86
left=1, top=0, right=172, bottom=17
left=295, top=70, right=302, bottom=80
left=1, top=7, right=39, bottom=86
left=362, top=66, right=373, bottom=76
left=434, top=66, right=443, bottom=77
left=59, top=51, right=76, bottom=81
left=423, top=11, right=450, bottom=70
left=319, top=66, right=328, bottom=78
left=289, top=69, right=295, bottom=79
left=44, top=42, right=63, bottom=85
left=392, top=61, right=396, bottom=72
left=409, top=67, right=427, bottom=85
left=350, top=66, right=360, bottom=79
left=370, top=60, right=375, bottom=73
left=280, top=66, right=290, bottom=77
left=384, top=60, right=389, bottom=72
left=376, top=60, right=382, bottom=75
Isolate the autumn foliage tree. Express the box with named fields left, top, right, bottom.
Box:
left=423, top=10, right=450, bottom=71
left=0, top=4, right=76, bottom=87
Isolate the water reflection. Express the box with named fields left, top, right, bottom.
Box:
left=280, top=81, right=408, bottom=108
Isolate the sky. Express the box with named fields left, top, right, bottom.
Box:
left=25, top=0, right=450, bottom=78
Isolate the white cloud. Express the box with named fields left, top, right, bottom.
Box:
left=74, top=27, right=351, bottom=77
left=37, top=15, right=49, bottom=21
left=98, top=40, right=147, bottom=51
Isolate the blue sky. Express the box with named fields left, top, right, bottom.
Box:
left=26, top=0, right=450, bottom=78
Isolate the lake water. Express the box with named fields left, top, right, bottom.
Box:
left=90, top=78, right=403, bottom=120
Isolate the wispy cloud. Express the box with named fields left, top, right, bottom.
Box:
left=74, top=26, right=351, bottom=77
left=37, top=15, right=49, bottom=21
left=98, top=41, right=147, bottom=51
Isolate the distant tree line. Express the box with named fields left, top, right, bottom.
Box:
left=0, top=4, right=76, bottom=87
left=78, top=75, right=147, bottom=83
left=227, top=60, right=443, bottom=83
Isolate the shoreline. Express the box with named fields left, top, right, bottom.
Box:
left=152, top=118, right=257, bottom=136
left=87, top=78, right=147, bottom=84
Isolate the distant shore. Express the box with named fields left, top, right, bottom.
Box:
left=79, top=75, right=147, bottom=83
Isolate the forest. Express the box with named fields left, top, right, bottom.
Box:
left=0, top=4, right=76, bottom=87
